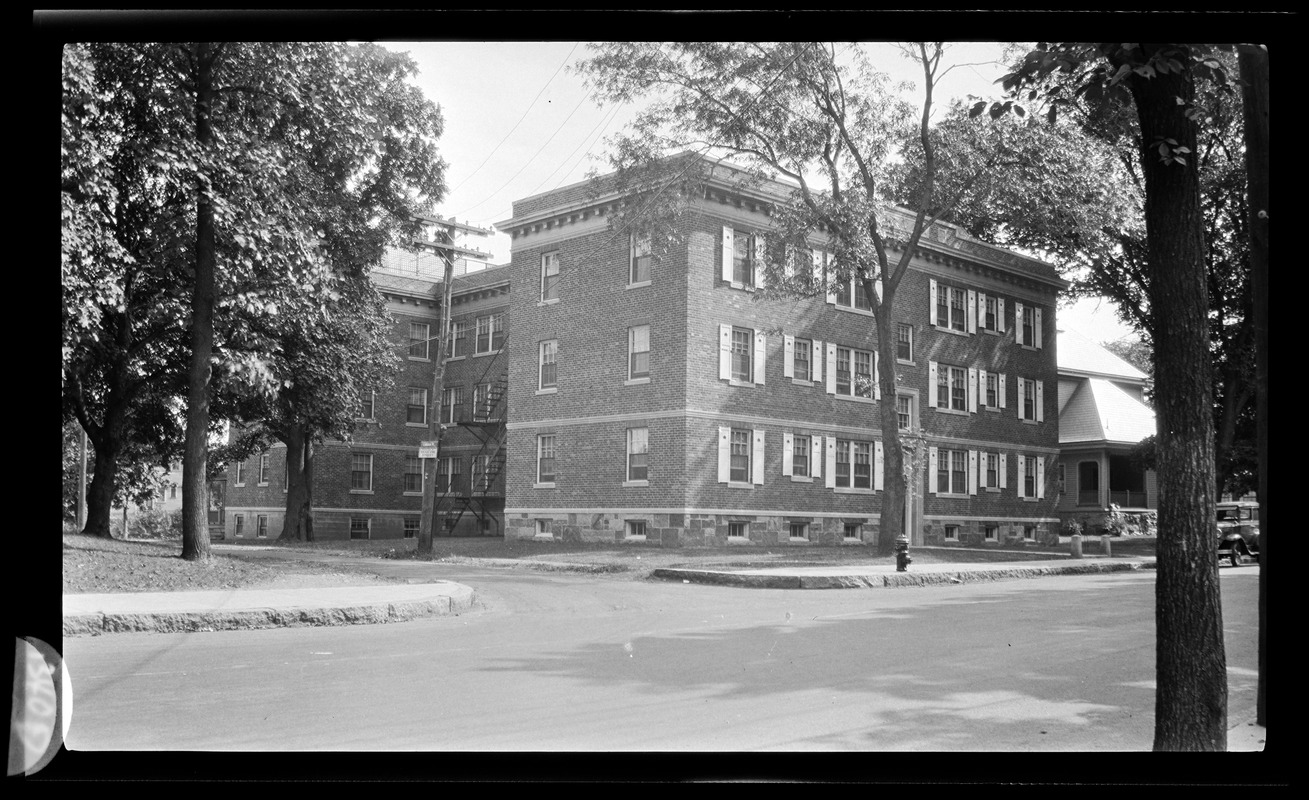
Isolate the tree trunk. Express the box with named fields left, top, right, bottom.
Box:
left=1238, top=43, right=1268, bottom=731
left=871, top=284, right=905, bottom=556
left=1127, top=48, right=1226, bottom=751
left=83, top=440, right=119, bottom=538
left=278, top=424, right=309, bottom=541
left=181, top=42, right=217, bottom=562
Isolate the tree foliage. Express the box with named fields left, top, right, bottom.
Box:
left=61, top=42, right=446, bottom=557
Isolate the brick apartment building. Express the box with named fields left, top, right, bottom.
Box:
left=220, top=246, right=511, bottom=542
left=497, top=158, right=1068, bottom=547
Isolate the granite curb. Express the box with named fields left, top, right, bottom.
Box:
left=652, top=558, right=1156, bottom=589
left=63, top=582, right=477, bottom=636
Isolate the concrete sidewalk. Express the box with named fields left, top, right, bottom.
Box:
left=64, top=581, right=476, bottom=636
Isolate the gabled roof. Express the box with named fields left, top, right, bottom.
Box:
left=1057, top=328, right=1147, bottom=382
left=1059, top=377, right=1156, bottom=446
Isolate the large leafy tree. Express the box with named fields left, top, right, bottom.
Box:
left=61, top=42, right=446, bottom=560
left=924, top=53, right=1256, bottom=500
left=1000, top=42, right=1231, bottom=752
left=577, top=42, right=1031, bottom=554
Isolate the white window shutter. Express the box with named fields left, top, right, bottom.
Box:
left=873, top=351, right=881, bottom=400
left=754, top=331, right=766, bottom=385
left=929, top=447, right=938, bottom=495
left=782, top=245, right=795, bottom=283
left=811, top=339, right=823, bottom=382
left=1037, top=456, right=1046, bottom=499
left=929, top=278, right=938, bottom=325
left=978, top=369, right=988, bottom=407
left=1036, top=380, right=1045, bottom=422
left=1018, top=455, right=1027, bottom=498
left=824, top=436, right=836, bottom=488
left=783, top=335, right=795, bottom=379
left=874, top=440, right=884, bottom=491
left=782, top=431, right=794, bottom=476
left=967, top=289, right=977, bottom=334
left=1014, top=302, right=1024, bottom=344
left=811, top=435, right=823, bottom=478
left=721, top=226, right=734, bottom=283
left=820, top=251, right=835, bottom=304
left=1017, top=379, right=1026, bottom=420
left=718, top=324, right=732, bottom=381
left=825, top=343, right=837, bottom=395
left=1035, top=306, right=1043, bottom=349
left=998, top=297, right=1006, bottom=332
left=752, top=429, right=765, bottom=485
left=717, top=427, right=731, bottom=483
left=753, top=235, right=765, bottom=288
left=1000, top=452, right=1008, bottom=489
left=968, top=367, right=978, bottom=413
left=928, top=361, right=938, bottom=408
left=999, top=373, right=1007, bottom=409
left=969, top=450, right=978, bottom=495
left=978, top=292, right=987, bottom=327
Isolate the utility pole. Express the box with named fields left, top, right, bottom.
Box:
left=414, top=215, right=493, bottom=556
left=78, top=425, right=87, bottom=531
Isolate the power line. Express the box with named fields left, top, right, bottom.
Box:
left=448, top=42, right=580, bottom=196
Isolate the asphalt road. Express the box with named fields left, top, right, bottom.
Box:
left=60, top=564, right=1260, bottom=756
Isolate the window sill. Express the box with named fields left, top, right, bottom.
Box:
left=533, top=482, right=557, bottom=489
left=834, top=305, right=874, bottom=317
left=538, top=298, right=560, bottom=307
left=535, top=387, right=557, bottom=395
left=623, top=480, right=649, bottom=488
left=471, top=350, right=502, bottom=359
left=627, top=280, right=652, bottom=290
left=896, top=359, right=915, bottom=367
left=1022, top=497, right=1040, bottom=503
left=349, top=489, right=374, bottom=495
left=446, top=355, right=466, bottom=362
left=406, top=422, right=428, bottom=428
left=984, top=406, right=1001, bottom=413
left=725, top=481, right=755, bottom=490
left=933, top=407, right=969, bottom=416
left=234, top=483, right=245, bottom=488
left=728, top=379, right=757, bottom=388
left=790, top=378, right=814, bottom=387
left=835, top=394, right=877, bottom=405
left=833, top=487, right=876, bottom=495
left=936, top=492, right=968, bottom=499
left=1019, top=343, right=1040, bottom=351
left=726, top=281, right=756, bottom=292
left=403, top=491, right=424, bottom=497
left=933, top=326, right=970, bottom=337
left=407, top=356, right=431, bottom=363
left=621, top=535, right=647, bottom=543
left=257, top=482, right=269, bottom=487
left=841, top=538, right=865, bottom=545
left=983, top=328, right=1002, bottom=336
left=789, top=475, right=813, bottom=483
left=985, top=487, right=1002, bottom=493
left=1021, top=418, right=1040, bottom=425
left=625, top=377, right=650, bottom=386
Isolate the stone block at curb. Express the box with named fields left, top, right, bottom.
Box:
left=651, top=560, right=1149, bottom=590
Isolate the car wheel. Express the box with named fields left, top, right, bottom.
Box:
left=1228, top=547, right=1242, bottom=568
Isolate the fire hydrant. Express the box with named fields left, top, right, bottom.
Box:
left=895, top=532, right=912, bottom=572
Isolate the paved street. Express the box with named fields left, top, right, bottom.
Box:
left=61, top=564, right=1260, bottom=754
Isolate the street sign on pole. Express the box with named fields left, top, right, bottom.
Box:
left=419, top=441, right=440, bottom=459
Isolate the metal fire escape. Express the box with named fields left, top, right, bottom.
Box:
left=432, top=333, right=507, bottom=536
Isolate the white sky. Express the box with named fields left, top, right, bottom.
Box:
left=379, top=40, right=1137, bottom=345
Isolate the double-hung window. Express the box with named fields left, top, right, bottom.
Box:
left=983, top=452, right=1001, bottom=490
left=451, top=320, right=468, bottom=357
left=404, top=518, right=419, bottom=539
left=350, top=517, right=369, bottom=540
left=473, top=455, right=491, bottom=492
left=897, top=394, right=914, bottom=431
left=979, top=293, right=1005, bottom=333
left=475, top=314, right=505, bottom=353
left=935, top=363, right=968, bottom=412
left=257, top=514, right=268, bottom=538
left=258, top=454, right=269, bottom=485
left=1017, top=377, right=1043, bottom=421
left=441, top=386, right=463, bottom=424
left=792, top=337, right=811, bottom=382
left=473, top=383, right=498, bottom=421
left=985, top=371, right=999, bottom=409
left=357, top=390, right=375, bottom=420
left=1014, top=302, right=1043, bottom=348
left=538, top=340, right=558, bottom=390
left=408, top=322, right=430, bottom=359
left=897, top=323, right=913, bottom=362
left=404, top=455, right=424, bottom=494
left=834, top=346, right=875, bottom=399
left=929, top=279, right=974, bottom=333
left=437, top=457, right=461, bottom=494
left=234, top=461, right=245, bottom=486
left=234, top=514, right=244, bottom=537
left=937, top=448, right=968, bottom=495
left=792, top=434, right=810, bottom=478
left=537, top=435, right=556, bottom=484
left=718, top=427, right=764, bottom=486
left=350, top=453, right=372, bottom=492
left=628, top=326, right=650, bottom=380
left=630, top=233, right=651, bottom=285
left=833, top=440, right=873, bottom=489
left=541, top=251, right=560, bottom=301
left=407, top=387, right=428, bottom=425
left=731, top=327, right=752, bottom=382
left=732, top=230, right=753, bottom=286
left=626, top=427, right=648, bottom=482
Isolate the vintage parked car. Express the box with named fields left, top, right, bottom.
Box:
left=1217, top=500, right=1260, bottom=567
